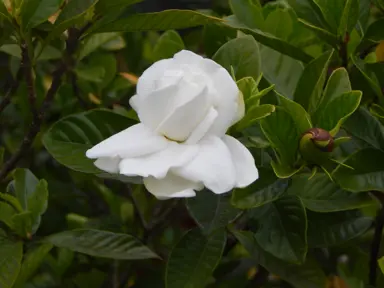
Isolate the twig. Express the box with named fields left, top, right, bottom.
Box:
left=0, top=68, right=23, bottom=114
left=21, top=41, right=37, bottom=120
left=369, top=191, right=384, bottom=286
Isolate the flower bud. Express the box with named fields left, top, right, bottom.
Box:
left=299, top=128, right=334, bottom=164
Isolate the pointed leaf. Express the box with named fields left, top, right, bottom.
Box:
left=287, top=173, right=375, bottom=212
left=28, top=180, right=49, bottom=234
left=338, top=0, right=359, bottom=37
left=254, top=195, right=307, bottom=264
left=95, top=0, right=142, bottom=13
left=298, top=19, right=339, bottom=47
left=294, top=50, right=334, bottom=113
left=166, top=229, right=226, bottom=288
left=0, top=231, right=23, bottom=288
left=213, top=35, right=261, bottom=80
left=231, top=168, right=288, bottom=209
left=42, top=109, right=135, bottom=174
left=236, top=104, right=275, bottom=130
left=153, top=30, right=185, bottom=62
left=0, top=202, right=16, bottom=229
left=20, top=0, right=62, bottom=31
left=229, top=0, right=264, bottom=29
left=307, top=210, right=372, bottom=247
left=8, top=169, right=38, bottom=210
left=186, top=193, right=240, bottom=235
left=79, top=32, right=120, bottom=60
left=46, top=229, right=158, bottom=260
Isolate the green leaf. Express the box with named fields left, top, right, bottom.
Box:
left=75, top=65, right=105, bottom=83
left=42, top=109, right=135, bottom=174
left=379, top=257, right=384, bottom=274
left=232, top=230, right=326, bottom=288
left=236, top=104, right=275, bottom=130
left=9, top=168, right=38, bottom=210
left=27, top=180, right=49, bottom=234
left=287, top=173, right=375, bottom=212
left=315, top=91, right=362, bottom=135
left=92, top=10, right=222, bottom=33
left=312, top=0, right=346, bottom=34
left=213, top=35, right=261, bottom=80
left=277, top=93, right=312, bottom=133
left=338, top=0, right=359, bottom=37
left=203, top=23, right=236, bottom=57
left=297, top=19, right=339, bottom=48
left=13, top=243, right=53, bottom=288
left=0, top=2, right=11, bottom=22
left=0, top=232, right=23, bottom=288
left=287, top=0, right=328, bottom=29
left=231, top=168, right=288, bottom=209
left=46, top=229, right=158, bottom=260
left=260, top=45, right=304, bottom=99
left=332, top=148, right=384, bottom=192
left=294, top=50, right=333, bottom=113
left=343, top=107, right=384, bottom=151
left=0, top=193, right=23, bottom=213
left=166, top=228, right=226, bottom=288
left=229, top=0, right=264, bottom=30
left=95, top=0, right=142, bottom=13
left=307, top=210, right=372, bottom=247
left=370, top=104, right=384, bottom=119
left=254, top=195, right=307, bottom=264
left=0, top=202, right=17, bottom=229
left=20, top=0, right=62, bottom=31
left=79, top=32, right=120, bottom=60
left=11, top=212, right=33, bottom=238
left=223, top=15, right=314, bottom=63
left=357, top=18, right=384, bottom=51
left=260, top=107, right=300, bottom=171
left=152, top=30, right=185, bottom=62
left=186, top=193, right=240, bottom=235
left=264, top=7, right=293, bottom=40
left=90, top=53, right=117, bottom=89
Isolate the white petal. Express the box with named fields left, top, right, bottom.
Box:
left=223, top=135, right=259, bottom=187
left=157, top=85, right=210, bottom=142
left=136, top=59, right=174, bottom=96
left=173, top=136, right=236, bottom=194
left=86, top=123, right=168, bottom=159
left=144, top=172, right=203, bottom=199
left=119, top=142, right=198, bottom=179
left=186, top=107, right=218, bottom=144
left=173, top=50, right=204, bottom=65
left=203, top=59, right=239, bottom=136
left=94, top=157, right=120, bottom=173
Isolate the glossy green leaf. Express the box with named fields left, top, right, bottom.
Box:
left=357, top=18, right=384, bottom=51
left=0, top=231, right=23, bottom=288
left=370, top=103, right=384, bottom=119
left=13, top=243, right=53, bottom=288
left=294, top=50, right=333, bottom=113
left=229, top=0, right=264, bottom=30
left=379, top=257, right=384, bottom=275
left=307, top=211, right=372, bottom=247
left=46, top=229, right=158, bottom=260
left=343, top=107, right=384, bottom=151
left=260, top=45, right=304, bottom=98
left=95, top=0, right=142, bottom=13
left=297, top=19, right=339, bottom=48
left=0, top=193, right=23, bottom=213
left=260, top=107, right=300, bottom=170
left=264, top=7, right=293, bottom=40
left=79, top=32, right=120, bottom=60
left=186, top=193, right=240, bottom=235
left=223, top=15, right=314, bottom=63
left=254, top=195, right=307, bottom=263
left=231, top=168, right=289, bottom=209
left=75, top=65, right=105, bottom=83
left=236, top=104, right=275, bottom=130
left=153, top=30, right=185, bottom=62
left=166, top=229, right=226, bottom=288
left=203, top=23, right=236, bottom=57
left=315, top=91, right=362, bottom=135
left=42, top=109, right=135, bottom=174
left=332, top=148, right=384, bottom=192
left=287, top=0, right=328, bottom=29
left=20, top=0, right=61, bottom=31
left=232, top=230, right=326, bottom=288
left=8, top=168, right=38, bottom=210
left=0, top=202, right=16, bottom=229
left=11, top=212, right=33, bottom=238
left=89, top=53, right=117, bottom=89
left=93, top=10, right=222, bottom=33
left=287, top=173, right=375, bottom=212
left=213, top=35, right=260, bottom=80
left=338, top=0, right=359, bottom=36
left=312, top=0, right=346, bottom=33
left=27, top=180, right=49, bottom=234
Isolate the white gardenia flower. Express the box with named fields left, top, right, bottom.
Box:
left=86, top=50, right=258, bottom=199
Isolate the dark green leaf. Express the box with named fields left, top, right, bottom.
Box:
left=298, top=19, right=339, bottom=47
left=8, top=168, right=38, bottom=210
left=254, top=195, right=307, bottom=264
left=343, top=107, right=384, bottom=151
left=287, top=173, right=375, bottom=212
left=229, top=0, right=264, bottom=30
left=338, top=0, right=359, bottom=37
left=79, top=32, right=120, bottom=60
left=232, top=230, right=326, bottom=288
left=223, top=15, right=314, bottom=63
left=166, top=229, right=226, bottom=288
left=153, top=30, right=184, bottom=62
left=28, top=180, right=49, bottom=234
left=42, top=109, right=135, bottom=174
left=213, top=35, right=260, bottom=80
left=20, top=0, right=61, bottom=31
left=11, top=212, right=33, bottom=238
left=0, top=193, right=23, bottom=213
left=307, top=211, right=372, bottom=247
left=203, top=23, right=236, bottom=58
left=231, top=168, right=288, bottom=209
left=287, top=0, right=328, bottom=29
left=332, top=148, right=384, bottom=192
left=75, top=65, right=105, bottom=83
left=0, top=202, right=16, bottom=229
left=312, top=0, right=346, bottom=34
left=236, top=104, right=275, bottom=130
left=92, top=10, right=222, bottom=33
left=186, top=193, right=240, bottom=235
left=294, top=50, right=333, bottom=113
left=13, top=243, right=53, bottom=288
left=46, top=229, right=158, bottom=260
left=0, top=231, right=23, bottom=288
left=95, top=0, right=142, bottom=13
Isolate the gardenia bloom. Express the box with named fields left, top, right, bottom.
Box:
left=86, top=50, right=258, bottom=199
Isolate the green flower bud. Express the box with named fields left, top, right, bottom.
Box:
left=299, top=128, right=334, bottom=164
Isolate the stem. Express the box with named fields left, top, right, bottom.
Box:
left=21, top=41, right=37, bottom=121
left=369, top=191, right=384, bottom=286
left=0, top=68, right=23, bottom=114
left=339, top=33, right=349, bottom=68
